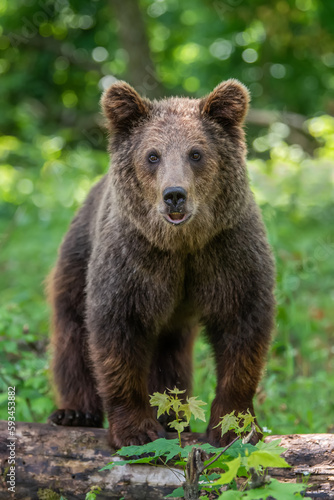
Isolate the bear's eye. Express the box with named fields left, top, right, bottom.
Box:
left=148, top=153, right=160, bottom=163
left=190, top=151, right=201, bottom=161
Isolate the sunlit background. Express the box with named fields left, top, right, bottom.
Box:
left=0, top=0, right=333, bottom=434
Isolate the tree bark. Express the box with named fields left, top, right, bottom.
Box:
left=0, top=421, right=333, bottom=499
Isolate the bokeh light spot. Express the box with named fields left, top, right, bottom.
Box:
left=242, top=48, right=258, bottom=63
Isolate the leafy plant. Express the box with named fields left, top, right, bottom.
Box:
left=103, top=389, right=306, bottom=499
left=85, top=486, right=102, bottom=500
left=150, top=387, right=206, bottom=446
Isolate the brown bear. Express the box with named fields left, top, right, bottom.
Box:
left=48, top=79, right=275, bottom=449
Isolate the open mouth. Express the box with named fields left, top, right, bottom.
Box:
left=164, top=212, right=191, bottom=225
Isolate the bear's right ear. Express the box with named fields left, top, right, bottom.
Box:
left=200, top=79, right=250, bottom=128
left=101, top=81, right=151, bottom=132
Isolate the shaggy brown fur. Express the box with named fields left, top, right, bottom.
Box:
left=48, top=79, right=275, bottom=448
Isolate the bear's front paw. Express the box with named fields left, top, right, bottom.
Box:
left=48, top=409, right=103, bottom=428
left=107, top=418, right=167, bottom=449
left=206, top=425, right=239, bottom=448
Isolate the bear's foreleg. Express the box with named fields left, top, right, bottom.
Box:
left=88, top=323, right=166, bottom=449
left=205, top=295, right=274, bottom=447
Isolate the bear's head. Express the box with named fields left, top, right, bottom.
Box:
left=101, top=79, right=251, bottom=253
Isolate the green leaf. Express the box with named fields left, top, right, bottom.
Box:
left=213, top=456, right=241, bottom=485
left=247, top=450, right=290, bottom=469
left=217, top=490, right=243, bottom=499
left=87, top=494, right=99, bottom=499
left=179, top=402, right=191, bottom=423
left=175, top=444, right=199, bottom=458
left=171, top=397, right=182, bottom=414
left=216, top=411, right=239, bottom=437
left=168, top=420, right=188, bottom=433
left=243, top=478, right=305, bottom=499
left=165, top=486, right=185, bottom=498
left=186, top=396, right=207, bottom=422
left=255, top=439, right=287, bottom=455
left=149, top=391, right=171, bottom=418
left=167, top=387, right=186, bottom=395
left=101, top=438, right=183, bottom=470
left=173, top=460, right=187, bottom=467
left=85, top=490, right=100, bottom=500
left=236, top=411, right=256, bottom=432
left=122, top=438, right=181, bottom=460
left=199, top=473, right=221, bottom=482
left=201, top=441, right=256, bottom=468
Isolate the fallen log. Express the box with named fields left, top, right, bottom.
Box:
left=0, top=421, right=333, bottom=499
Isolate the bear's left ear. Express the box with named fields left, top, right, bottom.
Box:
left=101, top=81, right=151, bottom=132
left=200, top=79, right=250, bottom=127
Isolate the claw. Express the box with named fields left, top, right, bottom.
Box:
left=47, top=409, right=103, bottom=428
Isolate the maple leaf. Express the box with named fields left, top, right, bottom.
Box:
left=149, top=391, right=171, bottom=418
left=186, top=396, right=207, bottom=422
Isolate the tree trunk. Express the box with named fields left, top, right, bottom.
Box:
left=0, top=421, right=333, bottom=499
left=110, top=0, right=163, bottom=98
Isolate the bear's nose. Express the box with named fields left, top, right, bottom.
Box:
left=163, top=187, right=187, bottom=211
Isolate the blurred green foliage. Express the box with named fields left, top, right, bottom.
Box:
left=0, top=0, right=333, bottom=435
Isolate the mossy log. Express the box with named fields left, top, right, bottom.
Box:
left=0, top=421, right=333, bottom=499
